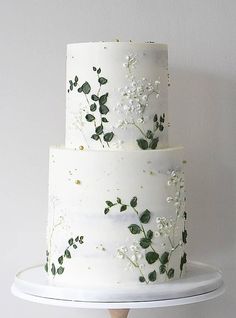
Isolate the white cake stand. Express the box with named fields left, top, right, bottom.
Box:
left=11, top=261, right=224, bottom=318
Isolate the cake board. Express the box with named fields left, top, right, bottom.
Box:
left=11, top=261, right=224, bottom=318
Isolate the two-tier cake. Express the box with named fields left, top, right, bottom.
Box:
left=45, top=42, right=187, bottom=296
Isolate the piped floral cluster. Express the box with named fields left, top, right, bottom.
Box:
left=104, top=168, right=187, bottom=284
left=166, top=169, right=187, bottom=276
left=68, top=67, right=114, bottom=148
left=114, top=54, right=166, bottom=150
left=104, top=196, right=176, bottom=284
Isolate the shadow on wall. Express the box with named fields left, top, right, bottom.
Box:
left=168, top=68, right=236, bottom=265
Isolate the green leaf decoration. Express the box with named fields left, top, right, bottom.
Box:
left=68, top=238, right=74, bottom=246
left=140, top=237, right=151, bottom=249
left=79, top=236, right=84, bottom=244
left=57, top=266, right=64, bottom=275
left=78, top=87, right=83, bottom=93
left=117, top=197, right=122, bottom=204
left=85, top=114, right=95, bottom=122
left=153, top=114, right=158, bottom=122
left=90, top=103, right=97, bottom=112
left=104, top=207, right=110, bottom=214
left=160, top=252, right=169, bottom=265
left=149, top=137, right=159, bottom=149
left=182, top=229, right=187, bottom=244
left=148, top=270, right=157, bottom=282
left=58, top=256, right=64, bottom=265
left=159, top=124, right=164, bottom=131
left=167, top=268, right=175, bottom=279
left=95, top=125, right=103, bottom=135
left=159, top=264, right=166, bottom=274
left=180, top=252, right=187, bottom=271
left=44, top=263, right=48, bottom=273
left=102, top=117, right=108, bottom=123
left=69, top=80, right=73, bottom=85
left=130, top=196, right=137, bottom=208
left=146, top=229, right=153, bottom=240
left=160, top=115, right=165, bottom=123
left=93, top=66, right=97, bottom=71
left=91, top=134, right=100, bottom=140
left=73, top=244, right=77, bottom=249
left=73, top=81, right=77, bottom=87
left=120, top=205, right=127, bottom=212
left=82, top=81, right=91, bottom=94
left=75, top=236, right=79, bottom=242
left=106, top=200, right=113, bottom=207
left=74, top=76, right=78, bottom=82
left=139, top=276, right=145, bottom=283
left=128, top=224, right=141, bottom=234
left=91, top=94, right=99, bottom=101
left=46, top=250, right=49, bottom=256
left=97, top=68, right=101, bottom=74
left=51, top=263, right=56, bottom=275
left=184, top=211, right=187, bottom=220
left=99, top=105, right=109, bottom=115
left=137, top=139, right=148, bottom=150
left=145, top=251, right=159, bottom=264
left=146, top=130, right=154, bottom=139
left=139, top=209, right=151, bottom=224
left=65, top=249, right=71, bottom=259
left=70, top=84, right=73, bottom=91
left=155, top=121, right=159, bottom=130
left=99, top=93, right=108, bottom=105
left=98, top=77, right=108, bottom=85
left=104, top=132, right=114, bottom=142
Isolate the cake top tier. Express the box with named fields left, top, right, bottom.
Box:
left=66, top=42, right=169, bottom=151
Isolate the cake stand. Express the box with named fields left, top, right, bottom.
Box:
left=11, top=261, right=224, bottom=318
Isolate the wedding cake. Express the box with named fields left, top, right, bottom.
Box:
left=45, top=42, right=187, bottom=294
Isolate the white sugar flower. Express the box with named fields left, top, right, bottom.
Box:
left=171, top=170, right=176, bottom=177
left=157, top=224, right=163, bottom=230
left=137, top=118, right=144, bottom=124
left=156, top=217, right=161, bottom=223
left=166, top=196, right=173, bottom=203
left=139, top=263, right=145, bottom=270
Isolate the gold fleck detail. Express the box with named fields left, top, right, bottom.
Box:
left=183, top=160, right=187, bottom=164
left=149, top=171, right=155, bottom=175
left=79, top=145, right=84, bottom=150
left=75, top=180, right=81, bottom=185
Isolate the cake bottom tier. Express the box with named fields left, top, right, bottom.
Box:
left=46, top=146, right=187, bottom=287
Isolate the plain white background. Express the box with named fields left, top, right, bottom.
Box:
left=0, top=0, right=235, bottom=317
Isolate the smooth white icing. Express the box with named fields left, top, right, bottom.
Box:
left=47, top=146, right=187, bottom=287
left=66, top=42, right=168, bottom=150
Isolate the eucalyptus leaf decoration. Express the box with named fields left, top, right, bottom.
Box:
left=44, top=235, right=84, bottom=277
left=136, top=113, right=166, bottom=150
left=104, top=196, right=177, bottom=284
left=68, top=67, right=114, bottom=148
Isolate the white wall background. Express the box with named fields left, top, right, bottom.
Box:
left=0, top=0, right=235, bottom=317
